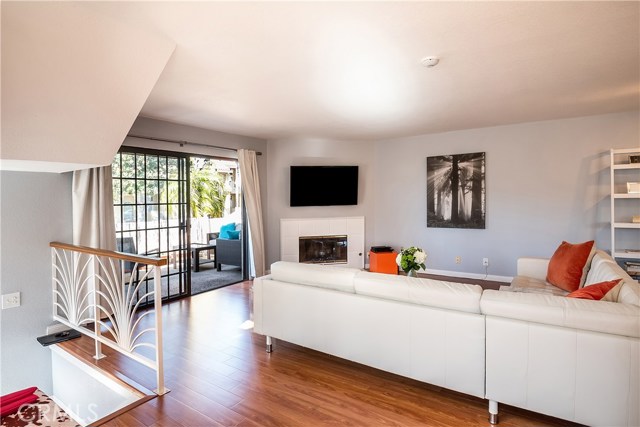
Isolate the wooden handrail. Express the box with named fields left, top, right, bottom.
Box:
left=50, top=242, right=168, bottom=266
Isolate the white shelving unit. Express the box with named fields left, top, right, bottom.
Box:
left=610, top=148, right=640, bottom=270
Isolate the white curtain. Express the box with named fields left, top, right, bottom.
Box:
left=71, top=165, right=117, bottom=322
left=238, top=149, right=265, bottom=278
left=72, top=165, right=116, bottom=250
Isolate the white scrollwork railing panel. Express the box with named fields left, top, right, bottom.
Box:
left=50, top=242, right=167, bottom=395
left=51, top=248, right=95, bottom=327
left=93, top=256, right=157, bottom=359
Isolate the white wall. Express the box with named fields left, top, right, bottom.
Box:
left=373, top=111, right=639, bottom=277
left=265, top=138, right=375, bottom=266
left=0, top=171, right=73, bottom=395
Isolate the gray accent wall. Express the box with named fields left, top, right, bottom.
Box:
left=373, top=111, right=639, bottom=277
left=264, top=111, right=639, bottom=277
left=0, top=171, right=73, bottom=395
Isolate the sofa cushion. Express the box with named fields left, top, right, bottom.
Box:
left=270, top=261, right=359, bottom=293
left=585, top=250, right=640, bottom=306
left=567, top=279, right=622, bottom=301
left=619, top=281, right=640, bottom=306
left=227, top=230, right=240, bottom=239
left=585, top=251, right=622, bottom=285
left=508, top=276, right=569, bottom=296
left=219, top=222, right=236, bottom=239
left=353, top=271, right=482, bottom=314
left=546, top=240, right=596, bottom=292
left=481, top=290, right=640, bottom=338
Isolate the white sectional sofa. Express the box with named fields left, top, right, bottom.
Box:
left=483, top=250, right=640, bottom=427
left=253, top=261, right=487, bottom=399
left=253, top=253, right=640, bottom=426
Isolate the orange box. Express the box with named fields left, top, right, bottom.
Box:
left=369, top=251, right=398, bottom=274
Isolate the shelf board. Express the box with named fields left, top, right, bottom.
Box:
left=613, top=163, right=640, bottom=170
left=613, top=193, right=640, bottom=199
left=613, top=222, right=640, bottom=229
left=611, top=148, right=640, bottom=154
left=614, top=251, right=640, bottom=260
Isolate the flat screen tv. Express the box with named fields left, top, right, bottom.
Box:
left=290, top=166, right=358, bottom=207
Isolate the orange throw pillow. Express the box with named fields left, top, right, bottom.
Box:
left=546, top=240, right=596, bottom=292
left=567, top=279, right=622, bottom=301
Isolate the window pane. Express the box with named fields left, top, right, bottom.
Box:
left=112, top=154, right=121, bottom=178
left=137, top=231, right=148, bottom=254
left=118, top=232, right=136, bottom=252
left=158, top=181, right=167, bottom=204
left=168, top=204, right=179, bottom=224
left=136, top=154, right=145, bottom=178
left=159, top=230, right=169, bottom=252
left=146, top=229, right=160, bottom=254
left=167, top=181, right=178, bottom=203
left=146, top=180, right=159, bottom=203
left=169, top=228, right=181, bottom=254
left=123, top=205, right=135, bottom=224
left=159, top=158, right=167, bottom=179
left=168, top=158, right=178, bottom=180
left=147, top=205, right=159, bottom=228
left=114, top=206, right=122, bottom=231
left=136, top=180, right=146, bottom=204
left=159, top=205, right=168, bottom=228
left=146, top=156, right=159, bottom=179
left=121, top=153, right=135, bottom=178
left=112, top=179, right=121, bottom=205
left=137, top=205, right=146, bottom=227
left=122, top=180, right=135, bottom=204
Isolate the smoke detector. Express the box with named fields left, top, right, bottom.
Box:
left=421, top=56, right=440, bottom=68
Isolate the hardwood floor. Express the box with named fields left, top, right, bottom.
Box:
left=60, top=281, right=580, bottom=427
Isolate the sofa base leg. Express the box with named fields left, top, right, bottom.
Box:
left=489, top=400, right=499, bottom=425
left=266, top=336, right=273, bottom=353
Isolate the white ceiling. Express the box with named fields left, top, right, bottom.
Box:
left=7, top=1, right=640, bottom=147
left=86, top=1, right=640, bottom=141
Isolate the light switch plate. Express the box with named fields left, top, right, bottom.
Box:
left=2, top=292, right=21, bottom=309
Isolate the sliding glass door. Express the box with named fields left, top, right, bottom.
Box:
left=188, top=156, right=245, bottom=294
left=112, top=149, right=190, bottom=304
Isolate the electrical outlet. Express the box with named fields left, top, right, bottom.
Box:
left=2, top=292, right=21, bottom=309
left=455, top=256, right=462, bottom=264
left=483, top=258, right=489, bottom=267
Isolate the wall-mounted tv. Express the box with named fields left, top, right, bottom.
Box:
left=290, top=166, right=358, bottom=207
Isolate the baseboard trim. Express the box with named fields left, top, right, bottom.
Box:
left=423, top=268, right=513, bottom=283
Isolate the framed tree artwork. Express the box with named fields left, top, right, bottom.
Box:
left=427, top=152, right=486, bottom=229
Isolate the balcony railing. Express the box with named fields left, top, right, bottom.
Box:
left=49, top=242, right=168, bottom=395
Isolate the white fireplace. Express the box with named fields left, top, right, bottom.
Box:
left=280, top=216, right=365, bottom=268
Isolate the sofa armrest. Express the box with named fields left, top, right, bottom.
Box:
left=481, top=289, right=640, bottom=338
left=516, top=257, right=549, bottom=281
left=252, top=274, right=271, bottom=335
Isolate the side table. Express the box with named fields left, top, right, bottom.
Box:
left=191, top=243, right=217, bottom=272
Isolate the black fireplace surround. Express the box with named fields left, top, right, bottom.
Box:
left=299, top=235, right=347, bottom=264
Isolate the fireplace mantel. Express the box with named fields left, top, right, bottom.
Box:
left=280, top=217, right=365, bottom=269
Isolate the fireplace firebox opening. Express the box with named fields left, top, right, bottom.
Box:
left=299, top=235, right=347, bottom=264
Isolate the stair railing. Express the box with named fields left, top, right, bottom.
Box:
left=49, top=242, right=168, bottom=395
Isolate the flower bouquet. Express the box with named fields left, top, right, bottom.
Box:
left=396, top=246, right=427, bottom=277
